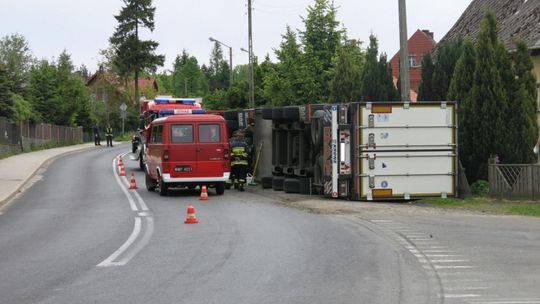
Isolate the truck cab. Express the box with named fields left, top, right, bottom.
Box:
left=144, top=112, right=230, bottom=196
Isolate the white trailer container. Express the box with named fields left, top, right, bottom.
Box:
left=322, top=101, right=458, bottom=200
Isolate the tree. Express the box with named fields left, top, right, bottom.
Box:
left=417, top=52, right=435, bottom=101
left=172, top=50, right=208, bottom=97
left=508, top=39, right=539, bottom=164
left=298, top=0, right=342, bottom=103
left=431, top=40, right=462, bottom=100
left=207, top=42, right=230, bottom=91
left=0, top=34, right=34, bottom=94
left=0, top=63, right=13, bottom=119
left=28, top=60, right=60, bottom=124
left=447, top=39, right=476, bottom=174
left=359, top=35, right=396, bottom=101
left=329, top=38, right=364, bottom=103
left=468, top=10, right=507, bottom=181
left=109, top=0, right=164, bottom=105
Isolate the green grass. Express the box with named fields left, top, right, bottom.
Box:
left=417, top=196, right=540, bottom=217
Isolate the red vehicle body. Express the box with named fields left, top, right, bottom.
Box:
left=143, top=110, right=230, bottom=196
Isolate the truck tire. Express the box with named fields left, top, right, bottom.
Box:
left=215, top=182, right=225, bottom=195
left=283, top=106, right=300, bottom=121
left=262, top=108, right=273, bottom=120
left=311, top=110, right=324, bottom=148
left=272, top=107, right=284, bottom=121
left=226, top=119, right=239, bottom=136
left=283, top=178, right=300, bottom=193
left=224, top=110, right=238, bottom=120
left=261, top=176, right=273, bottom=189
left=299, top=177, right=311, bottom=194
left=139, top=150, right=145, bottom=171
left=145, top=172, right=157, bottom=191
left=272, top=176, right=285, bottom=191
left=313, top=153, right=324, bottom=186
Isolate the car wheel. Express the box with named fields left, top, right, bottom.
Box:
left=158, top=175, right=168, bottom=196
left=145, top=172, right=157, bottom=191
left=215, top=182, right=225, bottom=195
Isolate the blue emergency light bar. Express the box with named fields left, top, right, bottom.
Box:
left=158, top=109, right=207, bottom=117
left=154, top=97, right=198, bottom=105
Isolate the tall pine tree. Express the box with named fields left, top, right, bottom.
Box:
left=417, top=52, right=435, bottom=101
left=329, top=38, right=364, bottom=103
left=447, top=39, right=476, bottom=175
left=469, top=10, right=507, bottom=181
left=109, top=0, right=164, bottom=105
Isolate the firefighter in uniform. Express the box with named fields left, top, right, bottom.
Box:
left=229, top=130, right=249, bottom=191
left=105, top=125, right=113, bottom=147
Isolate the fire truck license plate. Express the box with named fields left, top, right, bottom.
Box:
left=174, top=165, right=192, bottom=172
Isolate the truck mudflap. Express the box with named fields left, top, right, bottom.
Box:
left=323, top=104, right=352, bottom=199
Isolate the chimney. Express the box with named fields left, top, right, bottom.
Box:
left=422, top=29, right=434, bottom=40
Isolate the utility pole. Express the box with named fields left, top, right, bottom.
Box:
left=398, top=0, right=411, bottom=101
left=248, top=0, right=255, bottom=109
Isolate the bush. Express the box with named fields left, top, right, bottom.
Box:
left=471, top=180, right=489, bottom=196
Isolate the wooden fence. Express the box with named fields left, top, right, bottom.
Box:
left=488, top=164, right=540, bottom=200
left=0, top=118, right=83, bottom=157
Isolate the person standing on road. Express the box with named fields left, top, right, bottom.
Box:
left=105, top=125, right=113, bottom=147
left=93, top=125, right=101, bottom=146
left=229, top=130, right=249, bottom=191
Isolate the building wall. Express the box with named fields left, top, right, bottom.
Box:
left=390, top=30, right=436, bottom=94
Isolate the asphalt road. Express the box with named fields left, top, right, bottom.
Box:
left=0, top=144, right=436, bottom=304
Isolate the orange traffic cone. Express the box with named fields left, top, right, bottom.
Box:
left=184, top=204, right=199, bottom=224
left=199, top=185, right=208, bottom=200
left=129, top=172, right=137, bottom=189
left=118, top=158, right=124, bottom=167
left=119, top=165, right=126, bottom=176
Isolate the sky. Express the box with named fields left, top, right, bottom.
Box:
left=1, top=0, right=473, bottom=74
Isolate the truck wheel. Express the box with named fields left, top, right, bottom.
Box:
left=145, top=172, right=157, bottom=191
left=299, top=178, right=311, bottom=195
left=313, top=153, right=324, bottom=186
left=272, top=176, right=285, bottom=191
left=283, top=106, right=300, bottom=121
left=139, top=150, right=145, bottom=171
left=224, top=110, right=238, bottom=120
left=261, top=176, right=273, bottom=189
left=283, top=178, right=300, bottom=193
left=272, top=107, right=284, bottom=121
left=226, top=120, right=239, bottom=136
left=215, top=182, right=225, bottom=195
left=262, top=108, right=273, bottom=120
left=311, top=110, right=324, bottom=148
left=158, top=175, right=168, bottom=196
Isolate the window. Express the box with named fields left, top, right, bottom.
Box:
left=171, top=125, right=193, bottom=143
left=152, top=125, right=163, bottom=143
left=408, top=54, right=417, bottom=68
left=199, top=124, right=221, bottom=143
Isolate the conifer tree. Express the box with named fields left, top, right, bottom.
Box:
left=417, top=52, right=435, bottom=101
left=469, top=10, right=507, bottom=181
left=447, top=40, right=476, bottom=174
left=0, top=63, right=13, bottom=119
left=329, top=38, right=364, bottom=103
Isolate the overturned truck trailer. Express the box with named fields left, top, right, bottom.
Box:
left=243, top=101, right=457, bottom=201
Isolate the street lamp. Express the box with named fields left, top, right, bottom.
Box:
left=241, top=48, right=254, bottom=109
left=209, top=37, right=233, bottom=85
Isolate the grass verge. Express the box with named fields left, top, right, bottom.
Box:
left=416, top=196, right=540, bottom=217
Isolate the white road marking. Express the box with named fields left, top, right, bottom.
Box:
left=423, top=250, right=455, bottom=253
left=97, top=217, right=142, bottom=267
left=371, top=219, right=393, bottom=223
left=470, top=301, right=540, bottom=304
left=434, top=265, right=475, bottom=269
left=426, top=254, right=463, bottom=258
left=117, top=217, right=154, bottom=265
left=431, top=259, right=470, bottom=263
left=445, top=286, right=491, bottom=291
left=444, top=294, right=480, bottom=298
left=112, top=157, right=138, bottom=212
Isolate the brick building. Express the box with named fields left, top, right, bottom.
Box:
left=389, top=29, right=437, bottom=100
